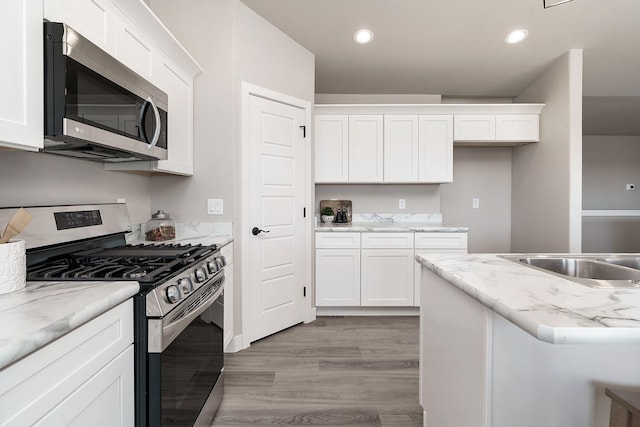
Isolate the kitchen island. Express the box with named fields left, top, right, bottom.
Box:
left=417, top=253, right=640, bottom=427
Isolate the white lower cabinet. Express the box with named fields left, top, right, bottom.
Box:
left=317, top=231, right=432, bottom=308
left=361, top=248, right=415, bottom=306
left=0, top=300, right=134, bottom=427
left=316, top=249, right=361, bottom=306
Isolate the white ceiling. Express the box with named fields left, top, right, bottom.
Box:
left=240, top=0, right=640, bottom=98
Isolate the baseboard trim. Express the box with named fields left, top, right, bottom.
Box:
left=225, top=334, right=246, bottom=353
left=316, top=306, right=419, bottom=316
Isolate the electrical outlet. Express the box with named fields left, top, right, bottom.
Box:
left=626, top=184, right=635, bottom=191
left=207, top=199, right=223, bottom=215
left=399, top=199, right=406, bottom=209
left=472, top=198, right=480, bottom=209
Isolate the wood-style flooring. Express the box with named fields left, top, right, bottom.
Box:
left=212, top=316, right=421, bottom=426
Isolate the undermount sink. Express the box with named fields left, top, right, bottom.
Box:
left=501, top=255, right=640, bottom=289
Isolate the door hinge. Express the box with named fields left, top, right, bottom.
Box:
left=299, top=125, right=306, bottom=138
left=303, top=286, right=307, bottom=297
left=303, top=207, right=306, bottom=217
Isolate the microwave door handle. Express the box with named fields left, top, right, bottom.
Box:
left=138, top=98, right=151, bottom=143
left=147, top=97, right=162, bottom=150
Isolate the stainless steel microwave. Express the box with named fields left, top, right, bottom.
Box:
left=43, top=21, right=168, bottom=162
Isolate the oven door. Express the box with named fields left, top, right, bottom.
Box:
left=147, top=274, right=224, bottom=427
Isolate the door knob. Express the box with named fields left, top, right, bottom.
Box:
left=252, top=227, right=270, bottom=236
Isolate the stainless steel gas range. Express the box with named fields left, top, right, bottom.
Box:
left=2, top=204, right=225, bottom=426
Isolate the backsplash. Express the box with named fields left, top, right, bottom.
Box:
left=340, top=213, right=443, bottom=223
left=127, top=222, right=233, bottom=243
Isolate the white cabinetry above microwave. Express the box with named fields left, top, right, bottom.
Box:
left=314, top=104, right=544, bottom=184
left=0, top=0, right=43, bottom=152
left=58, top=0, right=204, bottom=176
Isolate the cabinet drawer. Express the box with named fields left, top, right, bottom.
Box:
left=414, top=232, right=468, bottom=249
left=316, top=232, right=361, bottom=249
left=361, top=232, right=414, bottom=249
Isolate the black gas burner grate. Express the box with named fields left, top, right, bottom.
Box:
left=27, top=243, right=218, bottom=286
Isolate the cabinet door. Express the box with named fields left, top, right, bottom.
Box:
left=361, top=249, right=414, bottom=306
left=44, top=0, right=117, bottom=54
left=316, top=249, right=361, bottom=306
left=154, top=51, right=194, bottom=175
left=348, top=115, right=383, bottom=182
left=35, top=346, right=134, bottom=427
left=108, top=51, right=194, bottom=175
left=116, top=10, right=157, bottom=84
left=418, top=115, right=453, bottom=183
left=496, top=114, right=539, bottom=142
left=384, top=115, right=419, bottom=182
left=0, top=0, right=43, bottom=151
left=454, top=115, right=496, bottom=141
left=315, top=115, right=349, bottom=182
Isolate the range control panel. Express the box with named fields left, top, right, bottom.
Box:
left=54, top=209, right=103, bottom=230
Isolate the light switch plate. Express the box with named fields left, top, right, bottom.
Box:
left=472, top=198, right=480, bottom=209
left=207, top=199, right=223, bottom=215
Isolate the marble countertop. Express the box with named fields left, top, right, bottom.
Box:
left=416, top=253, right=640, bottom=345
left=0, top=280, right=139, bottom=370
left=316, top=223, right=469, bottom=232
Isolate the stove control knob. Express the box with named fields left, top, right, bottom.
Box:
left=166, top=285, right=181, bottom=304
left=207, top=261, right=219, bottom=274
left=179, top=277, right=194, bottom=295
left=195, top=267, right=207, bottom=283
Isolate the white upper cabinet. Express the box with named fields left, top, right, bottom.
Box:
left=314, top=104, right=544, bottom=183
left=315, top=115, right=349, bottom=183
left=115, top=10, right=157, bottom=84
left=454, top=113, right=540, bottom=144
left=418, top=115, right=453, bottom=183
left=0, top=0, right=43, bottom=151
left=44, top=0, right=117, bottom=54
left=348, top=115, right=384, bottom=182
left=384, top=115, right=419, bottom=182
left=454, top=115, right=496, bottom=141
left=495, top=114, right=539, bottom=142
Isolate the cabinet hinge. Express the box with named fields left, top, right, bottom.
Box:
left=299, top=125, right=306, bottom=138
left=303, top=286, right=307, bottom=297
left=303, top=207, right=306, bottom=217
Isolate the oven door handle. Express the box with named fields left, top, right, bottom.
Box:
left=155, top=277, right=224, bottom=352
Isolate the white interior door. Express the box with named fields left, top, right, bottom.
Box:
left=249, top=95, right=306, bottom=342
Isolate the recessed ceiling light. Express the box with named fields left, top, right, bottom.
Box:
left=505, top=29, right=529, bottom=44
left=353, top=29, right=374, bottom=45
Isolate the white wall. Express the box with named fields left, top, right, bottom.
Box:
left=583, top=136, right=640, bottom=209
left=582, top=135, right=640, bottom=252
left=147, top=0, right=235, bottom=223
left=441, top=147, right=512, bottom=253
left=0, top=151, right=151, bottom=223
left=512, top=49, right=583, bottom=253
left=315, top=184, right=440, bottom=214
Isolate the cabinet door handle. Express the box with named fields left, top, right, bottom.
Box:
left=252, top=227, right=270, bottom=236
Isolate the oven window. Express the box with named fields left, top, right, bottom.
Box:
left=160, top=314, right=223, bottom=425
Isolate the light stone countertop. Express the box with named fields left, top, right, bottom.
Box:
left=416, top=253, right=640, bottom=345
left=316, top=223, right=469, bottom=232
left=0, top=280, right=139, bottom=370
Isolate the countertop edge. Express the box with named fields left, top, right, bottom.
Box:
left=0, top=281, right=140, bottom=370
left=416, top=254, right=640, bottom=345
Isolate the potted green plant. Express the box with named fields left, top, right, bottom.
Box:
left=321, top=207, right=335, bottom=223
